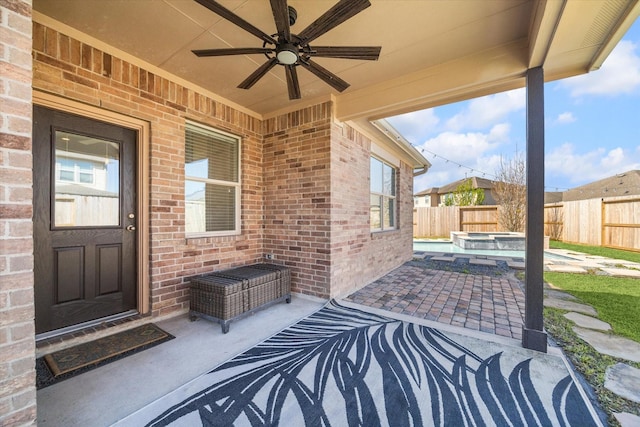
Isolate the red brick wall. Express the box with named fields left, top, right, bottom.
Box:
left=263, top=104, right=332, bottom=297
left=329, top=123, right=414, bottom=297
left=30, top=22, right=415, bottom=307
left=0, top=1, right=37, bottom=425
left=32, top=23, right=264, bottom=317
left=263, top=111, right=414, bottom=299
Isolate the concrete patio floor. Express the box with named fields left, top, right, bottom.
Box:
left=36, top=295, right=326, bottom=426
left=36, top=249, right=629, bottom=426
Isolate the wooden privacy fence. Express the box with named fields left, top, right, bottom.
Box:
left=413, top=206, right=499, bottom=238
left=415, top=195, right=640, bottom=252
left=602, top=197, right=640, bottom=251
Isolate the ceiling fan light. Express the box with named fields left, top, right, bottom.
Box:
left=276, top=44, right=298, bottom=65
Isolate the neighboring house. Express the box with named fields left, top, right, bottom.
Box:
left=2, top=1, right=638, bottom=423
left=414, top=188, right=438, bottom=207
left=414, top=176, right=497, bottom=207
left=562, top=170, right=640, bottom=202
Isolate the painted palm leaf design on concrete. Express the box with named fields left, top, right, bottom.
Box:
left=146, top=301, right=596, bottom=427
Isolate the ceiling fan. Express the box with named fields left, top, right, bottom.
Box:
left=192, top=0, right=381, bottom=100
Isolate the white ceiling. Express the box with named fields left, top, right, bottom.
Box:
left=33, top=0, right=640, bottom=122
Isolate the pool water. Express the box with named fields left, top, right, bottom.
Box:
left=413, top=240, right=572, bottom=260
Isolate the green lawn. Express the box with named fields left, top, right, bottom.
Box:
left=549, top=240, right=640, bottom=264
left=544, top=272, right=640, bottom=343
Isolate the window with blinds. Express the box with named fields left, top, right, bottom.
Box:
left=185, top=122, right=241, bottom=236
left=370, top=156, right=396, bottom=231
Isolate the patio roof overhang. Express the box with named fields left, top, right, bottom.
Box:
left=32, top=0, right=640, bottom=170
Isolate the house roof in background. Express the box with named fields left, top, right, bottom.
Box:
left=563, top=170, right=640, bottom=201
left=436, top=176, right=496, bottom=195
left=415, top=172, right=640, bottom=202
left=544, top=192, right=564, bottom=204
left=414, top=188, right=437, bottom=197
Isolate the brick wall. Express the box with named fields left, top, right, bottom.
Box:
left=29, top=21, right=415, bottom=309
left=329, top=123, right=414, bottom=298
left=32, top=22, right=264, bottom=317
left=263, top=109, right=414, bottom=299
left=263, top=104, right=332, bottom=297
left=0, top=1, right=37, bottom=425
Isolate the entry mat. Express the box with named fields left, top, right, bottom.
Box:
left=37, top=323, right=174, bottom=389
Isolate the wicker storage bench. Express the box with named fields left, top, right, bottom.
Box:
left=189, top=263, right=291, bottom=333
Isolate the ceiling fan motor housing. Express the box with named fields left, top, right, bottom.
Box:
left=288, top=6, right=297, bottom=26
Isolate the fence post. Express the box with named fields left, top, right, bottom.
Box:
left=600, top=198, right=605, bottom=247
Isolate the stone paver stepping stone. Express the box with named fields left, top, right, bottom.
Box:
left=572, top=327, right=640, bottom=363
left=600, top=267, right=640, bottom=278
left=605, top=363, right=640, bottom=404
left=614, top=412, right=640, bottom=427
left=469, top=259, right=496, bottom=267
left=564, top=312, right=611, bottom=331
left=544, top=297, right=598, bottom=316
left=573, top=261, right=609, bottom=269
left=430, top=256, right=455, bottom=262
left=507, top=261, right=525, bottom=270
left=545, top=289, right=578, bottom=301
left=545, top=264, right=588, bottom=273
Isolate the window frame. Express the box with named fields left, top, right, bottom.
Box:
left=184, top=121, right=242, bottom=238
left=370, top=156, right=397, bottom=232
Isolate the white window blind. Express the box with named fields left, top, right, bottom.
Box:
left=185, top=122, right=241, bottom=236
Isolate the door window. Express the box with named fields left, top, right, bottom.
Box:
left=53, top=130, right=120, bottom=227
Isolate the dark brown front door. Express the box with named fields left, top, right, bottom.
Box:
left=33, top=106, right=137, bottom=335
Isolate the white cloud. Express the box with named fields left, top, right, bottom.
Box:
left=386, top=109, right=440, bottom=143
left=560, top=40, right=640, bottom=97
left=415, top=153, right=504, bottom=191
left=545, top=142, right=640, bottom=186
left=421, top=124, right=510, bottom=164
left=554, top=112, right=576, bottom=124
left=414, top=124, right=513, bottom=189
left=445, top=88, right=525, bottom=131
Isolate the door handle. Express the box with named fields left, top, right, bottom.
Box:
left=126, top=225, right=136, bottom=231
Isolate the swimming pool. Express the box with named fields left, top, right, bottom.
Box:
left=413, top=240, right=572, bottom=260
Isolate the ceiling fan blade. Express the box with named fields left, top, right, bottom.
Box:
left=238, top=58, right=278, bottom=89
left=270, top=0, right=291, bottom=41
left=192, top=47, right=274, bottom=57
left=307, top=46, right=381, bottom=60
left=194, top=0, right=277, bottom=45
left=299, top=59, right=349, bottom=92
left=297, top=0, right=371, bottom=44
left=285, top=65, right=301, bottom=100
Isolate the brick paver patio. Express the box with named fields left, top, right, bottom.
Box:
left=345, top=262, right=526, bottom=340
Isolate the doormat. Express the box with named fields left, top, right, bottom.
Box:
left=37, top=323, right=174, bottom=389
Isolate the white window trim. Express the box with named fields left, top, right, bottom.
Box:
left=370, top=155, right=397, bottom=233
left=185, top=121, right=242, bottom=238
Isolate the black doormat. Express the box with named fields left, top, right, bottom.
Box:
left=36, top=323, right=174, bottom=389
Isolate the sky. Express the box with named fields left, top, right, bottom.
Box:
left=386, top=18, right=640, bottom=194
